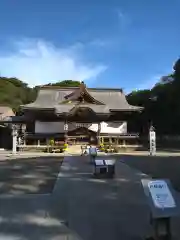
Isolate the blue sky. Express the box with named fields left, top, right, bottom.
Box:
left=0, top=0, right=179, bottom=92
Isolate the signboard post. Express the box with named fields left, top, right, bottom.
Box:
left=141, top=179, right=178, bottom=240
left=149, top=126, right=156, bottom=156
left=94, top=158, right=115, bottom=178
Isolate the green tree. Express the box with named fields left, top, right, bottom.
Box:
left=0, top=78, right=82, bottom=113
left=45, top=80, right=81, bottom=87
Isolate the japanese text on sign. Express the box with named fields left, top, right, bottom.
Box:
left=149, top=130, right=156, bottom=155
left=148, top=180, right=176, bottom=209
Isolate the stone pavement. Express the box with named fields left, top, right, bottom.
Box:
left=0, top=194, right=82, bottom=240
left=0, top=157, right=82, bottom=240
left=51, top=155, right=178, bottom=240
left=0, top=155, right=180, bottom=239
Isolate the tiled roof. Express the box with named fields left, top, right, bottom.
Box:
left=22, top=85, right=143, bottom=113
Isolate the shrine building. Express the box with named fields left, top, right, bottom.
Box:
left=18, top=81, right=143, bottom=147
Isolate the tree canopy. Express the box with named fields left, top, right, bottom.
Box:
left=44, top=80, right=81, bottom=87
left=127, top=58, right=180, bottom=135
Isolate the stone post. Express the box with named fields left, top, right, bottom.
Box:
left=149, top=125, right=156, bottom=156
left=64, top=120, right=68, bottom=151
left=21, top=124, right=26, bottom=146
left=12, top=124, right=18, bottom=154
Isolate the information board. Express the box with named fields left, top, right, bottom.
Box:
left=95, top=159, right=104, bottom=166
left=148, top=180, right=176, bottom=209
left=104, top=159, right=115, bottom=165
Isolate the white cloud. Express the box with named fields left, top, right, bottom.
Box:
left=0, top=39, right=107, bottom=86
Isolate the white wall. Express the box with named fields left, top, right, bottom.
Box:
left=35, top=121, right=78, bottom=133
left=35, top=121, right=127, bottom=134
left=35, top=121, right=65, bottom=133
left=89, top=122, right=127, bottom=134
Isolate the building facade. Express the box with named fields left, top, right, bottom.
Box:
left=19, top=82, right=143, bottom=146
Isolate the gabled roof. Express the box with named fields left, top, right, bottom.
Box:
left=22, top=82, right=143, bottom=114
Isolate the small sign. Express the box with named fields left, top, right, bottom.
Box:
left=95, top=159, right=104, bottom=166
left=104, top=159, right=115, bottom=165
left=148, top=180, right=176, bottom=209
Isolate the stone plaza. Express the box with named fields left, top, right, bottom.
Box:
left=0, top=153, right=179, bottom=239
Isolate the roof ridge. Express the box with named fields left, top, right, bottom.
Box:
left=88, top=88, right=123, bottom=92
left=40, top=86, right=79, bottom=90
left=40, top=86, right=123, bottom=92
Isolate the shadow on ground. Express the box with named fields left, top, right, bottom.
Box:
left=0, top=156, right=63, bottom=195
left=0, top=156, right=82, bottom=240
left=0, top=195, right=81, bottom=240
left=121, top=155, right=180, bottom=192
left=50, top=156, right=154, bottom=240
left=49, top=155, right=180, bottom=240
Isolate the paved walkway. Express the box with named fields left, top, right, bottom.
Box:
left=49, top=156, right=154, bottom=240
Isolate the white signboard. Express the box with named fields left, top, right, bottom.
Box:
left=95, top=159, right=104, bottom=166
left=104, top=159, right=115, bottom=165
left=149, top=130, right=156, bottom=155
left=64, top=123, right=68, bottom=131
left=148, top=180, right=176, bottom=209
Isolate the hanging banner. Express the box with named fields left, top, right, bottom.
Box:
left=64, top=123, right=68, bottom=131
left=149, top=128, right=156, bottom=155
